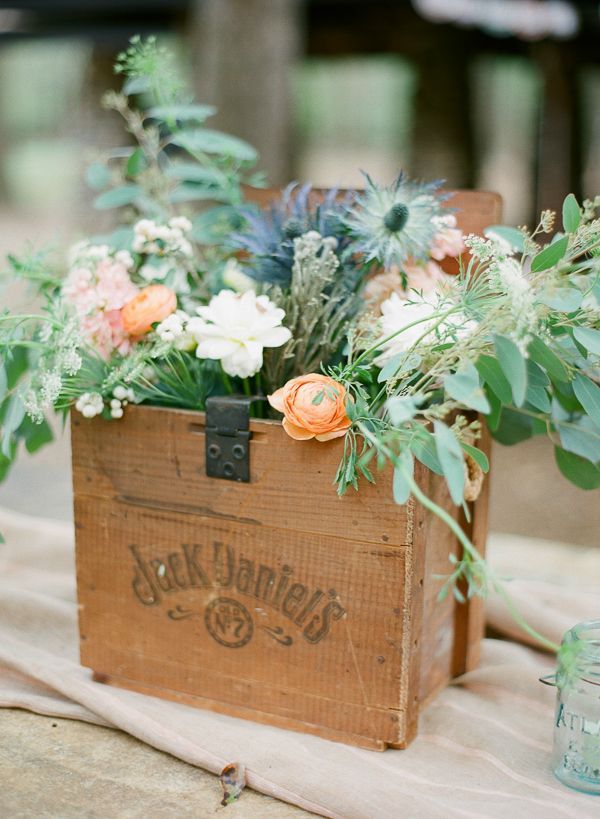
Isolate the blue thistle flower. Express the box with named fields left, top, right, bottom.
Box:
left=343, top=173, right=447, bottom=269
left=230, top=183, right=354, bottom=288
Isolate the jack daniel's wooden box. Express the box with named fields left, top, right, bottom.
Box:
left=71, top=401, right=491, bottom=750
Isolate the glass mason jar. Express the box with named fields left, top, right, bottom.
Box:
left=543, top=620, right=600, bottom=795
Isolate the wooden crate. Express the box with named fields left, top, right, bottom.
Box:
left=72, top=405, right=491, bottom=750
left=72, top=189, right=500, bottom=750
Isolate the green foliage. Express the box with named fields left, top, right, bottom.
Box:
left=573, top=326, right=600, bottom=355
left=531, top=235, right=569, bottom=272
left=392, top=448, right=413, bottom=505
left=443, top=362, right=490, bottom=413
left=485, top=225, right=525, bottom=252
left=494, top=335, right=527, bottom=407
left=555, top=447, right=600, bottom=489
left=433, top=421, right=465, bottom=505
left=562, top=193, right=581, bottom=234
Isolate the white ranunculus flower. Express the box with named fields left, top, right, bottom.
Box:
left=186, top=290, right=292, bottom=378
left=374, top=292, right=475, bottom=366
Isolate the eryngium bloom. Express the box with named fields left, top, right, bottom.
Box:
left=343, top=173, right=445, bottom=270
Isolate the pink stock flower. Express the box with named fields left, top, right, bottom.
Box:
left=430, top=214, right=465, bottom=261
left=62, top=249, right=139, bottom=359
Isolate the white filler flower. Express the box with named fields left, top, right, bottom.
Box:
left=187, top=290, right=292, bottom=378
left=374, top=292, right=475, bottom=365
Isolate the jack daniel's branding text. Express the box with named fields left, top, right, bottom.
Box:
left=129, top=542, right=347, bottom=646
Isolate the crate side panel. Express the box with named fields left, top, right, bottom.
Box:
left=74, top=495, right=413, bottom=745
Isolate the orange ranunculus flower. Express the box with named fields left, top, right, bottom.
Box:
left=268, top=373, right=351, bottom=442
left=121, top=284, right=177, bottom=336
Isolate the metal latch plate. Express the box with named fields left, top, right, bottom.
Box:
left=205, top=396, right=253, bottom=482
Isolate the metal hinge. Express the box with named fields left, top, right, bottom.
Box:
left=205, top=395, right=260, bottom=482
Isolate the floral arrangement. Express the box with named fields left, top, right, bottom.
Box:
left=2, top=40, right=599, bottom=650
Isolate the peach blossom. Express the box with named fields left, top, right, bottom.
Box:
left=121, top=284, right=177, bottom=336
left=365, top=261, right=449, bottom=308
left=430, top=214, right=465, bottom=261
left=268, top=373, right=351, bottom=442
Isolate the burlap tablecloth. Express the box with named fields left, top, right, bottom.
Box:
left=0, top=506, right=598, bottom=818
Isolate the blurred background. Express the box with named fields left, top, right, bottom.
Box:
left=0, top=0, right=598, bottom=544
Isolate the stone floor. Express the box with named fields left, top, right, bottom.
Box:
left=0, top=709, right=314, bottom=818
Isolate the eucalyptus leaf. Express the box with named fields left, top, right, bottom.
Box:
left=461, top=442, right=490, bottom=473
left=433, top=421, right=465, bottom=505
left=484, top=225, right=525, bottom=252
left=386, top=394, right=422, bottom=425
left=410, top=430, right=444, bottom=475
left=126, top=148, right=147, bottom=177
left=171, top=129, right=258, bottom=163
left=572, top=374, right=600, bottom=428
left=377, top=353, right=403, bottom=384
left=573, top=326, right=600, bottom=356
left=484, top=387, right=502, bottom=431
left=20, top=416, right=53, bottom=453
left=0, top=362, right=7, bottom=404
left=85, top=162, right=110, bottom=191
left=555, top=446, right=600, bottom=490
left=444, top=362, right=490, bottom=413
left=525, top=360, right=551, bottom=412
left=1, top=394, right=25, bottom=457
left=94, top=185, right=141, bottom=210
left=165, top=163, right=225, bottom=185
left=392, top=449, right=413, bottom=505
left=539, top=287, right=583, bottom=312
left=528, top=336, right=569, bottom=383
left=557, top=417, right=600, bottom=463
left=491, top=408, right=534, bottom=446
left=476, top=355, right=512, bottom=404
left=147, top=104, right=216, bottom=122
left=494, top=335, right=527, bottom=407
left=530, top=236, right=569, bottom=273
left=191, top=206, right=240, bottom=243
left=169, top=184, right=231, bottom=204
left=89, top=227, right=134, bottom=251
left=562, top=193, right=581, bottom=233
left=526, top=386, right=551, bottom=413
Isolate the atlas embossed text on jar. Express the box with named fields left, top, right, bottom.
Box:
left=543, top=620, right=600, bottom=795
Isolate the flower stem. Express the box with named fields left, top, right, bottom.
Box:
left=221, top=371, right=234, bottom=394
left=405, top=466, right=560, bottom=654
